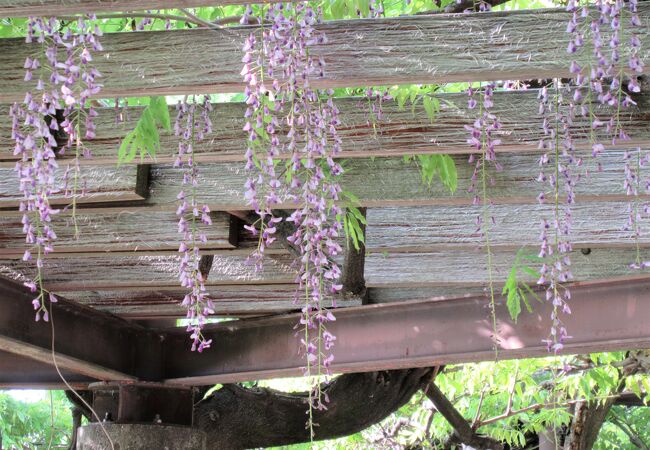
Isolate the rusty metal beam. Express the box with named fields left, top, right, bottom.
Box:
left=162, top=278, right=650, bottom=385
left=0, top=276, right=161, bottom=383
left=0, top=349, right=94, bottom=388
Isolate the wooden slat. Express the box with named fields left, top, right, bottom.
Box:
left=0, top=208, right=235, bottom=256
left=144, top=150, right=647, bottom=211
left=61, top=284, right=361, bottom=318
left=0, top=253, right=296, bottom=290
left=0, top=164, right=144, bottom=207
left=0, top=7, right=648, bottom=103
left=364, top=202, right=650, bottom=251
left=1, top=199, right=643, bottom=258
left=2, top=91, right=648, bottom=164
left=1, top=246, right=647, bottom=291
left=0, top=0, right=260, bottom=18
left=4, top=150, right=642, bottom=213
left=364, top=247, right=649, bottom=288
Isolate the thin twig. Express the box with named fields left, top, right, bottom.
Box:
left=179, top=8, right=217, bottom=28
left=58, top=12, right=214, bottom=28
left=471, top=387, right=486, bottom=429
left=477, top=391, right=631, bottom=427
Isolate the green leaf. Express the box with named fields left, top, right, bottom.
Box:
left=117, top=96, right=170, bottom=164
left=506, top=287, right=522, bottom=322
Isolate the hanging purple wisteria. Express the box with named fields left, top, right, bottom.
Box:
left=174, top=96, right=215, bottom=353
left=11, top=16, right=102, bottom=321
left=241, top=2, right=343, bottom=427
left=465, top=82, right=503, bottom=352
left=536, top=81, right=578, bottom=353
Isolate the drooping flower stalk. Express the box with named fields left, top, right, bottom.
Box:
left=566, top=0, right=644, bottom=267
left=11, top=16, right=101, bottom=320
left=465, top=82, right=502, bottom=354
left=57, top=16, right=103, bottom=236
left=537, top=81, right=575, bottom=353
left=625, top=148, right=649, bottom=269
left=365, top=87, right=392, bottom=136
left=174, top=95, right=215, bottom=352
left=241, top=2, right=343, bottom=434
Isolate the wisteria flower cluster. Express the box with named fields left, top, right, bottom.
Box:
left=241, top=2, right=344, bottom=422
left=566, top=0, right=643, bottom=153
left=624, top=148, right=650, bottom=269
left=174, top=96, right=215, bottom=352
left=536, top=82, right=577, bottom=353
left=11, top=16, right=102, bottom=321
left=465, top=82, right=503, bottom=349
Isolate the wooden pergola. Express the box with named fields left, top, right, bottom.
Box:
left=0, top=0, right=650, bottom=447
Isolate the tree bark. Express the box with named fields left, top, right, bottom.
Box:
left=194, top=368, right=436, bottom=450
left=562, top=397, right=616, bottom=450
left=423, top=382, right=504, bottom=450
left=67, top=407, right=83, bottom=450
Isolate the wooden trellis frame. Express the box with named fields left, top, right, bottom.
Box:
left=0, top=2, right=649, bottom=390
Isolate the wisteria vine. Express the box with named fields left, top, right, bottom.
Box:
left=11, top=16, right=102, bottom=321
left=174, top=96, right=215, bottom=352
left=465, top=82, right=503, bottom=354
left=241, top=2, right=344, bottom=432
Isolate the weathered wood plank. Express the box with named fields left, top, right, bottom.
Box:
left=0, top=253, right=297, bottom=290
left=0, top=7, right=648, bottom=103
left=0, top=164, right=143, bottom=207
left=1, top=246, right=647, bottom=291
left=1, top=199, right=644, bottom=258
left=0, top=208, right=235, bottom=256
left=2, top=91, right=648, bottom=164
left=1, top=198, right=642, bottom=258
left=0, top=0, right=262, bottom=18
left=61, top=284, right=361, bottom=318
left=6, top=150, right=642, bottom=214
left=146, top=150, right=648, bottom=210
left=364, top=247, right=649, bottom=287
left=364, top=202, right=650, bottom=251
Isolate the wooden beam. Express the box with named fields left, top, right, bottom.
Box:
left=1, top=246, right=648, bottom=291
left=2, top=91, right=648, bottom=165
left=363, top=202, right=650, bottom=252
left=1, top=150, right=645, bottom=214
left=0, top=7, right=649, bottom=103
left=0, top=164, right=144, bottom=208
left=143, top=150, right=650, bottom=211
left=0, top=0, right=263, bottom=18
left=0, top=208, right=236, bottom=257
left=0, top=276, right=161, bottom=381
left=60, top=284, right=361, bottom=318
left=162, top=277, right=650, bottom=385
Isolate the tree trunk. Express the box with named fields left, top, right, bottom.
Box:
left=194, top=368, right=436, bottom=450
left=563, top=397, right=616, bottom=450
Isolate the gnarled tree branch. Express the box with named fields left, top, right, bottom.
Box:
left=194, top=367, right=437, bottom=450
left=424, top=382, right=504, bottom=450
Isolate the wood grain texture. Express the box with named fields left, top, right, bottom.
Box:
left=0, top=6, right=648, bottom=102
left=0, top=0, right=266, bottom=18
left=364, top=202, right=650, bottom=251
left=0, top=149, right=644, bottom=211
left=2, top=91, right=648, bottom=164
left=1, top=199, right=643, bottom=258
left=1, top=246, right=647, bottom=291
left=61, top=284, right=361, bottom=318
left=0, top=164, right=143, bottom=207
left=144, top=150, right=649, bottom=210
left=0, top=208, right=235, bottom=256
